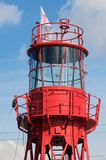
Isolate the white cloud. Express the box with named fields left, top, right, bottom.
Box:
left=0, top=2, right=23, bottom=27
left=59, top=0, right=106, bottom=55
left=0, top=141, right=25, bottom=160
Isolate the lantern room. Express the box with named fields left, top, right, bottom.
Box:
left=28, top=19, right=88, bottom=91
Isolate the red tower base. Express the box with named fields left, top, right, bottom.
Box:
left=24, top=120, right=90, bottom=160
left=15, top=86, right=100, bottom=160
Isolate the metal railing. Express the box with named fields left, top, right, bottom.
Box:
left=14, top=91, right=100, bottom=126
left=31, top=19, right=84, bottom=46
left=14, top=93, right=29, bottom=118
left=86, top=93, right=101, bottom=124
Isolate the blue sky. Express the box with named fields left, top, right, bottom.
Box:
left=0, top=0, right=106, bottom=158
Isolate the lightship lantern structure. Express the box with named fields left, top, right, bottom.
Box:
left=14, top=18, right=101, bottom=160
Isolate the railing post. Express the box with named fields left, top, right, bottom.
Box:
left=95, top=99, right=101, bottom=124
left=25, top=93, right=30, bottom=123
left=87, top=94, right=90, bottom=119
left=36, top=22, right=42, bottom=43
left=15, top=97, right=19, bottom=117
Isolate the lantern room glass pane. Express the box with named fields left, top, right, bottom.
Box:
left=29, top=46, right=86, bottom=90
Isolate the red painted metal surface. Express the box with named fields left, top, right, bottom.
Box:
left=14, top=19, right=101, bottom=160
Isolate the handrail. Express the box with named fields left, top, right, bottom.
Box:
left=31, top=20, right=84, bottom=46
left=14, top=93, right=30, bottom=119
left=29, top=65, right=86, bottom=75
left=86, top=93, right=101, bottom=124
left=14, top=91, right=100, bottom=126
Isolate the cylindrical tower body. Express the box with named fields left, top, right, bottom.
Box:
left=14, top=19, right=100, bottom=160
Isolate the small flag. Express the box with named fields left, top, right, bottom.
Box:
left=40, top=6, right=51, bottom=25
left=40, top=6, right=52, bottom=40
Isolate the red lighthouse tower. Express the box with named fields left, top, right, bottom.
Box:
left=14, top=18, right=100, bottom=160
